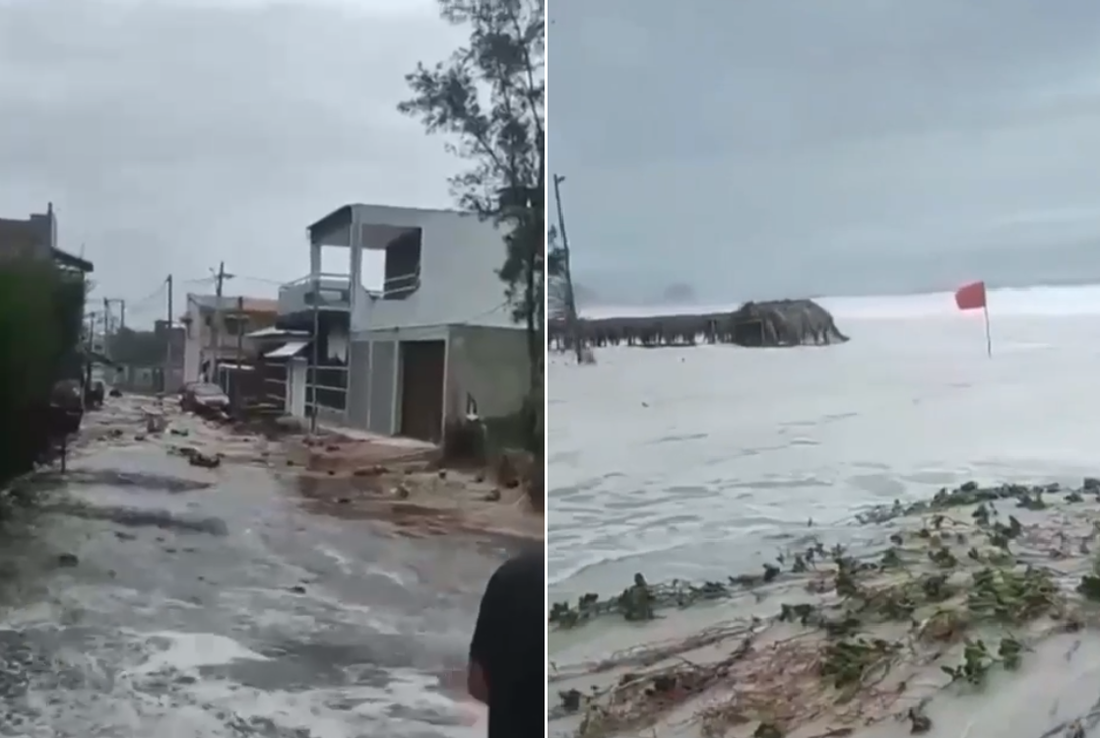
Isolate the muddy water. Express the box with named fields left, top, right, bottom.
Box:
left=0, top=428, right=513, bottom=736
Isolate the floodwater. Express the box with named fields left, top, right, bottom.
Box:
left=0, top=403, right=513, bottom=737
left=547, top=286, right=1100, bottom=737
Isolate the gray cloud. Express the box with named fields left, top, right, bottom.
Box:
left=549, top=0, right=1100, bottom=302
left=0, top=0, right=467, bottom=323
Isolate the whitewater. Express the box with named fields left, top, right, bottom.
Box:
left=547, top=282, right=1100, bottom=737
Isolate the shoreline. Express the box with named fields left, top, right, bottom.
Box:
left=548, top=480, right=1100, bottom=738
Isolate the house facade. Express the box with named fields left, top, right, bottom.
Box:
left=181, top=294, right=278, bottom=384
left=267, top=203, right=528, bottom=443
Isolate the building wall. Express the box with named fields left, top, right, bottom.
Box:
left=343, top=324, right=526, bottom=438
left=348, top=207, right=515, bottom=336
left=182, top=301, right=203, bottom=383
left=114, top=365, right=161, bottom=393
left=443, top=325, right=529, bottom=422
left=0, top=208, right=54, bottom=263
left=182, top=299, right=277, bottom=382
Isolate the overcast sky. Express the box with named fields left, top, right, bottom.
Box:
left=550, top=0, right=1100, bottom=303
left=0, top=0, right=466, bottom=324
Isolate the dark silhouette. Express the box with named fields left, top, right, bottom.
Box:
left=548, top=298, right=849, bottom=350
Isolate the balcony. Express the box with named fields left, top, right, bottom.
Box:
left=278, top=274, right=352, bottom=316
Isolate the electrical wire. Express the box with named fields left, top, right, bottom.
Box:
left=125, top=281, right=167, bottom=311
left=232, top=274, right=286, bottom=286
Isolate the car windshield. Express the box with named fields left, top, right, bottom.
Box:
left=192, top=384, right=224, bottom=396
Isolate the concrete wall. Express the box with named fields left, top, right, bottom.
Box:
left=367, top=340, right=397, bottom=435
left=115, top=365, right=160, bottom=393
left=183, top=301, right=202, bottom=383
left=346, top=340, right=371, bottom=429
left=277, top=276, right=350, bottom=316
left=345, top=206, right=514, bottom=336
left=444, top=325, right=529, bottom=422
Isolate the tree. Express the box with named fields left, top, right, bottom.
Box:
left=107, top=326, right=166, bottom=366
left=398, top=0, right=545, bottom=451
left=0, top=260, right=86, bottom=488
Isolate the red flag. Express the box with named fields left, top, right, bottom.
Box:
left=954, top=281, right=987, bottom=311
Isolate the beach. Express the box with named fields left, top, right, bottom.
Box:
left=547, top=284, right=1100, bottom=737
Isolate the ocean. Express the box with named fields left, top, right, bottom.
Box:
left=547, top=283, right=1100, bottom=737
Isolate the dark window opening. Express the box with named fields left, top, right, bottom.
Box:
left=383, top=229, right=422, bottom=300
left=223, top=317, right=246, bottom=336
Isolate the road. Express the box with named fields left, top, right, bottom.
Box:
left=0, top=397, right=514, bottom=737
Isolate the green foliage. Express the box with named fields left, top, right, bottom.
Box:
left=107, top=326, right=166, bottom=366
left=398, top=0, right=545, bottom=452
left=0, top=260, right=86, bottom=486
left=397, top=0, right=545, bottom=322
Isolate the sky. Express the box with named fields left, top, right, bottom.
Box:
left=0, top=0, right=467, bottom=325
left=549, top=0, right=1100, bottom=304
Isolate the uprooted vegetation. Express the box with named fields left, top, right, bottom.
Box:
left=548, top=479, right=1100, bottom=738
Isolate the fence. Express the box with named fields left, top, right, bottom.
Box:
left=307, top=364, right=348, bottom=412
left=261, top=360, right=287, bottom=406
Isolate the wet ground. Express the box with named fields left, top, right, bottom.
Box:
left=0, top=397, right=519, bottom=737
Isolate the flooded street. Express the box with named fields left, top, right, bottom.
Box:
left=0, top=398, right=513, bottom=737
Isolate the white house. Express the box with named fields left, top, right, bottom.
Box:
left=269, top=203, right=529, bottom=443
left=181, top=294, right=278, bottom=384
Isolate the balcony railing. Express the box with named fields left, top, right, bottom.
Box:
left=381, top=266, right=421, bottom=300
left=282, top=272, right=351, bottom=289
left=278, top=274, right=351, bottom=314
left=279, top=266, right=423, bottom=315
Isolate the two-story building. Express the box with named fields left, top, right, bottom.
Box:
left=181, top=295, right=278, bottom=384
left=267, top=203, right=528, bottom=443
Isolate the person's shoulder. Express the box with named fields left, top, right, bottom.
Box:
left=493, top=547, right=544, bottom=584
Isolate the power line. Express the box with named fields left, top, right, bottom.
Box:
left=232, top=274, right=285, bottom=286
left=125, top=282, right=167, bottom=310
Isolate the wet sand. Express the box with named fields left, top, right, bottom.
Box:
left=0, top=395, right=514, bottom=736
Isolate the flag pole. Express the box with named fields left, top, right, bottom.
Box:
left=982, top=303, right=992, bottom=358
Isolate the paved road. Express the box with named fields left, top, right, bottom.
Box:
left=0, top=398, right=510, bottom=737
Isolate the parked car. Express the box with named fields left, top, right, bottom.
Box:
left=180, top=382, right=230, bottom=415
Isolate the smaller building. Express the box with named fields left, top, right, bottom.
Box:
left=0, top=203, right=93, bottom=274
left=181, top=294, right=278, bottom=384
left=104, top=320, right=186, bottom=393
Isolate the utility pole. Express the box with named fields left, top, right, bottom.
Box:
left=102, top=297, right=111, bottom=360
left=84, top=310, right=96, bottom=407
left=164, top=274, right=174, bottom=393
left=552, top=173, right=584, bottom=362
left=310, top=271, right=320, bottom=434
left=236, top=295, right=245, bottom=396
left=210, top=261, right=227, bottom=384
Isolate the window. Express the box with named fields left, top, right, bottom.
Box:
left=224, top=317, right=246, bottom=336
